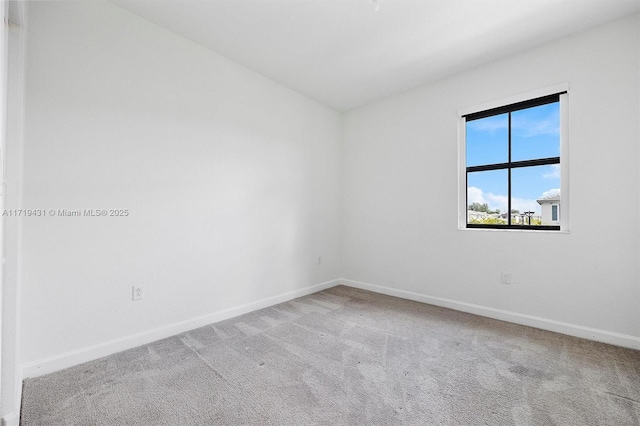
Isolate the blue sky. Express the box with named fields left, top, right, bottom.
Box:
left=466, top=103, right=560, bottom=214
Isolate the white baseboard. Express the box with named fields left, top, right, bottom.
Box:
left=1, top=412, right=20, bottom=426
left=22, top=277, right=640, bottom=380
left=340, top=279, right=640, bottom=351
left=22, top=279, right=341, bottom=379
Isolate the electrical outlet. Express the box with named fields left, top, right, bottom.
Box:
left=132, top=285, right=144, bottom=301
left=500, top=272, right=512, bottom=285
left=317, top=256, right=322, bottom=265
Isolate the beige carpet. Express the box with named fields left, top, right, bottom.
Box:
left=21, top=285, right=640, bottom=425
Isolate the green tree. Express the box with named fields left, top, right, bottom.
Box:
left=469, top=202, right=489, bottom=212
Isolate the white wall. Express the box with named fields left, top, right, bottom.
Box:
left=20, top=1, right=342, bottom=369
left=342, top=15, right=640, bottom=341
left=1, top=2, right=26, bottom=421
left=16, top=1, right=640, bottom=381
left=0, top=10, right=24, bottom=424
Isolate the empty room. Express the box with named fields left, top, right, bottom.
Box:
left=1, top=0, right=639, bottom=424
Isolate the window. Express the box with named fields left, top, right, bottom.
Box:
left=459, top=87, right=568, bottom=231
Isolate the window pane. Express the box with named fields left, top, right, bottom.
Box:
left=467, top=169, right=508, bottom=225
left=511, top=102, right=560, bottom=162
left=511, top=165, right=560, bottom=226
left=466, top=113, right=508, bottom=167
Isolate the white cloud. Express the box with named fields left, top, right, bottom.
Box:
left=514, top=120, right=559, bottom=138
left=543, top=164, right=560, bottom=179
left=467, top=115, right=507, bottom=133
left=467, top=186, right=485, bottom=204
left=468, top=186, right=541, bottom=214
left=511, top=197, right=541, bottom=215
left=511, top=111, right=559, bottom=138
left=540, top=188, right=560, bottom=198
left=485, top=193, right=508, bottom=212
left=468, top=186, right=504, bottom=212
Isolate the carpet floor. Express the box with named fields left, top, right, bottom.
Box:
left=21, top=285, right=640, bottom=425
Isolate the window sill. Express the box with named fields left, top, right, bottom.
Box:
left=458, top=226, right=570, bottom=234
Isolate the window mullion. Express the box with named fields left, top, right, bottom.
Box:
left=507, top=112, right=512, bottom=226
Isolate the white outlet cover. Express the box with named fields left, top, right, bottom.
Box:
left=501, top=272, right=512, bottom=285
left=132, top=286, right=144, bottom=301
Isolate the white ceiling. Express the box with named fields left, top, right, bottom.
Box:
left=110, top=0, right=640, bottom=111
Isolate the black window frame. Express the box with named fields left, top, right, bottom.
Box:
left=464, top=93, right=565, bottom=231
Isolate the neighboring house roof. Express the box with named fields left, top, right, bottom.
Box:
left=536, top=193, right=561, bottom=204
